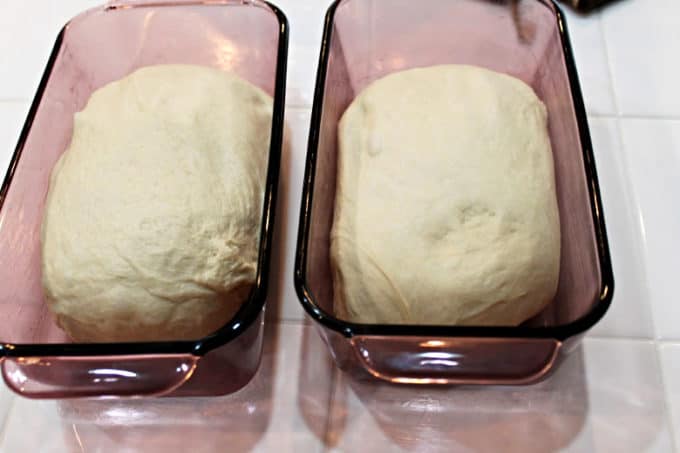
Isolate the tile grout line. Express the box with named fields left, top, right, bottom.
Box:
left=589, top=113, right=680, bottom=121
left=654, top=343, right=680, bottom=453
left=585, top=335, right=656, bottom=343
left=596, top=10, right=621, bottom=118
left=285, top=103, right=313, bottom=112
left=0, top=99, right=30, bottom=104
left=586, top=337, right=680, bottom=345
left=265, top=317, right=308, bottom=326
left=585, top=336, right=680, bottom=345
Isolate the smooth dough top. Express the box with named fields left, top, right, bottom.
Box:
left=41, top=64, right=273, bottom=342
left=331, top=64, right=561, bottom=326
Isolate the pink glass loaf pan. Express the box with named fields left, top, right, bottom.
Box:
left=295, top=0, right=613, bottom=385
left=0, top=0, right=288, bottom=398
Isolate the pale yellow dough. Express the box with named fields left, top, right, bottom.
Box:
left=331, top=64, right=561, bottom=326
left=41, top=64, right=272, bottom=342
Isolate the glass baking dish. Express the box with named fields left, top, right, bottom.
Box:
left=295, top=0, right=613, bottom=385
left=0, top=0, right=288, bottom=398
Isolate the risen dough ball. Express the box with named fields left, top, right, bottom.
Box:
left=331, top=65, right=561, bottom=326
left=41, top=65, right=272, bottom=342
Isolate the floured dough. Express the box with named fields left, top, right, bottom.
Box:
left=331, top=64, right=561, bottom=326
left=41, top=64, right=272, bottom=342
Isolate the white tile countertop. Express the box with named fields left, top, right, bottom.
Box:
left=0, top=0, right=679, bottom=451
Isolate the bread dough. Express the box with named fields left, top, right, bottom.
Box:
left=41, top=64, right=272, bottom=342
left=331, top=64, right=561, bottom=326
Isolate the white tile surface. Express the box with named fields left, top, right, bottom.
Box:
left=587, top=117, right=654, bottom=338
left=0, top=324, right=327, bottom=453
left=0, top=398, right=65, bottom=453
left=327, top=338, right=674, bottom=453
left=660, top=344, right=680, bottom=450
left=275, top=0, right=332, bottom=107
left=602, top=0, right=680, bottom=117
left=0, top=384, right=15, bottom=442
left=575, top=338, right=674, bottom=453
left=562, top=9, right=617, bottom=115
left=1, top=0, right=680, bottom=451
left=620, top=119, right=680, bottom=340
left=267, top=108, right=311, bottom=323
left=0, top=3, right=59, bottom=101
